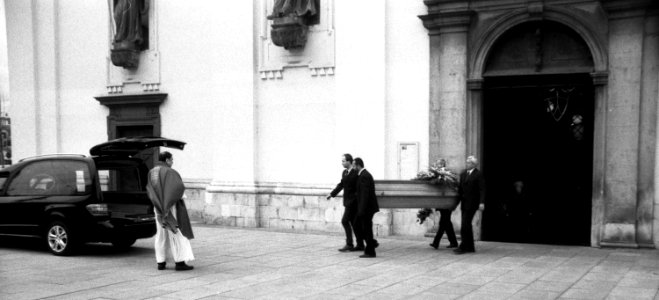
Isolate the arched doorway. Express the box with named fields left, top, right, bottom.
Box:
left=480, top=21, right=595, bottom=245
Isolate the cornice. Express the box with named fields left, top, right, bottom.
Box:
left=94, top=93, right=168, bottom=107
left=419, top=10, right=475, bottom=34
left=601, top=0, right=655, bottom=19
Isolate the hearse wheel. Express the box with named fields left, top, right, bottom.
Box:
left=46, top=220, right=77, bottom=256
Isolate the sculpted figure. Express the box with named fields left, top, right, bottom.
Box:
left=268, top=0, right=318, bottom=21
left=113, top=0, right=149, bottom=51
left=267, top=0, right=319, bottom=49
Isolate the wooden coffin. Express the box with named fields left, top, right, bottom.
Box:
left=374, top=180, right=458, bottom=209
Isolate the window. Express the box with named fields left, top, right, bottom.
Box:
left=0, top=173, right=8, bottom=193
left=98, top=166, right=141, bottom=192
left=7, top=160, right=92, bottom=196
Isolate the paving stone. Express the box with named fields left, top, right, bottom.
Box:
left=617, top=277, right=659, bottom=289
left=561, top=287, right=611, bottom=299
left=526, top=280, right=574, bottom=292
left=582, top=271, right=625, bottom=282
left=409, top=292, right=462, bottom=299
left=476, top=281, right=526, bottom=293
left=1, top=226, right=658, bottom=300
left=607, top=286, right=658, bottom=300
left=460, top=290, right=514, bottom=300
left=509, top=288, right=560, bottom=300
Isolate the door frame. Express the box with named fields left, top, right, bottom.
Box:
left=465, top=10, right=608, bottom=246
left=93, top=93, right=167, bottom=167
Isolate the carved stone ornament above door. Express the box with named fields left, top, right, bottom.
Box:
left=267, top=0, right=320, bottom=49
left=259, top=0, right=335, bottom=80
left=106, top=0, right=161, bottom=94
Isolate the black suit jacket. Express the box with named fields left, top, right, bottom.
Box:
left=356, top=169, right=380, bottom=217
left=458, top=168, right=485, bottom=212
left=330, top=168, right=358, bottom=207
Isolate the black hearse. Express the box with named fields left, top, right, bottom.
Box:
left=0, top=137, right=185, bottom=255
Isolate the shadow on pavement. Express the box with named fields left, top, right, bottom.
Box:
left=0, top=235, right=152, bottom=257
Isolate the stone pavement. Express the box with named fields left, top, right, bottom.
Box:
left=1, top=225, right=659, bottom=300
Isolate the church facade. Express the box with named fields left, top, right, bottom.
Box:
left=4, top=0, right=658, bottom=247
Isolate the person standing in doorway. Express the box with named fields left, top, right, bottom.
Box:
left=354, top=157, right=380, bottom=258
left=454, top=155, right=485, bottom=255
left=146, top=151, right=195, bottom=270
left=327, top=154, right=362, bottom=252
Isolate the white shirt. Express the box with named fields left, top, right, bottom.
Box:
left=358, top=168, right=365, bottom=176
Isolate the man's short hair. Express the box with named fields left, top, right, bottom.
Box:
left=159, top=151, right=172, bottom=162
left=343, top=153, right=353, bottom=163
left=467, top=155, right=478, bottom=165
left=354, top=157, right=364, bottom=168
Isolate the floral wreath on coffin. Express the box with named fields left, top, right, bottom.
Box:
left=412, top=158, right=458, bottom=224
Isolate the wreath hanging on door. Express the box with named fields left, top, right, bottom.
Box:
left=543, top=87, right=575, bottom=122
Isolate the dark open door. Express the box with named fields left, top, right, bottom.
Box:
left=482, top=74, right=594, bottom=246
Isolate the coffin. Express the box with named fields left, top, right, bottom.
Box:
left=374, top=180, right=458, bottom=209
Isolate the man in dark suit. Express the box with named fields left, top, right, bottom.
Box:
left=454, top=155, right=485, bottom=254
left=327, top=154, right=362, bottom=252
left=353, top=157, right=380, bottom=258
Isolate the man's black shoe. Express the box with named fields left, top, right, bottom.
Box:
left=350, top=245, right=365, bottom=252
left=338, top=245, right=354, bottom=252
left=429, top=243, right=439, bottom=250
left=447, top=243, right=458, bottom=249
left=453, top=248, right=475, bottom=255
left=175, top=262, right=194, bottom=271
left=157, top=262, right=166, bottom=270
left=359, top=253, right=376, bottom=258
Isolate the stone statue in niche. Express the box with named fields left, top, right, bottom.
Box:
left=111, top=0, right=149, bottom=69
left=267, top=0, right=319, bottom=50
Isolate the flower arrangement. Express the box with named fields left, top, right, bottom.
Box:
left=413, top=158, right=459, bottom=189
left=413, top=158, right=459, bottom=224
left=416, top=208, right=434, bottom=224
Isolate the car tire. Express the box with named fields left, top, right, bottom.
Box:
left=45, top=220, right=77, bottom=256
left=111, top=237, right=136, bottom=249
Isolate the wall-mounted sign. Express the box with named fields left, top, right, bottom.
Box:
left=398, top=142, right=419, bottom=180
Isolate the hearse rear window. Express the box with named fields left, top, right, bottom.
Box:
left=0, top=172, right=8, bottom=193
left=98, top=166, right=141, bottom=192
left=7, top=160, right=92, bottom=196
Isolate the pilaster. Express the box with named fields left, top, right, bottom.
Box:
left=5, top=0, right=61, bottom=158
left=420, top=7, right=472, bottom=170
left=591, top=71, right=608, bottom=247
left=599, top=9, right=645, bottom=247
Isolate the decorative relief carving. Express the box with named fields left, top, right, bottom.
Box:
left=309, top=67, right=334, bottom=76
left=106, top=0, right=160, bottom=94
left=107, top=85, right=124, bottom=94
left=259, top=0, right=335, bottom=80
left=260, top=70, right=283, bottom=80
left=142, top=83, right=160, bottom=92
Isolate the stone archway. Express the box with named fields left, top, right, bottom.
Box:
left=465, top=8, right=609, bottom=247
left=478, top=20, right=597, bottom=245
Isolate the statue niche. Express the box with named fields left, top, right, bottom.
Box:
left=111, top=0, right=149, bottom=69
left=267, top=0, right=319, bottom=50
